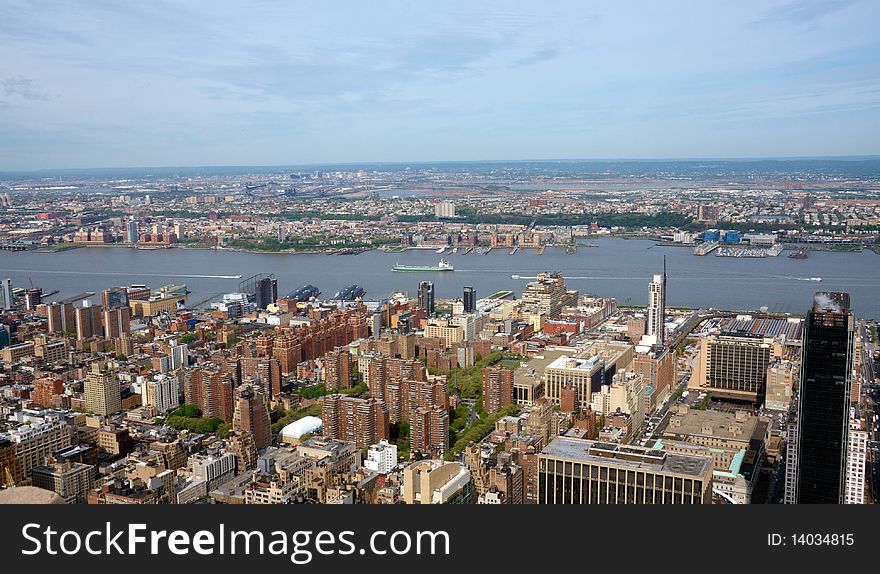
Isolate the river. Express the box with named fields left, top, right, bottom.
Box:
left=1, top=239, right=877, bottom=318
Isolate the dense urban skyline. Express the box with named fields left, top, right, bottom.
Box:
left=1, top=0, right=878, bottom=517
left=1, top=166, right=878, bottom=505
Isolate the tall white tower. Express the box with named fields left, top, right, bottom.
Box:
left=126, top=219, right=139, bottom=244
left=645, top=258, right=667, bottom=346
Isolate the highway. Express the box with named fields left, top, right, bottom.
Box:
left=633, top=349, right=698, bottom=444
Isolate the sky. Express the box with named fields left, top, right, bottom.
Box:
left=1, top=0, right=879, bottom=170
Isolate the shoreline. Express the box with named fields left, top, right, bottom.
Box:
left=22, top=237, right=879, bottom=257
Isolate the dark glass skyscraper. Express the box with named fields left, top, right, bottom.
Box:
left=463, top=286, right=476, bottom=313
left=254, top=276, right=278, bottom=310
left=418, top=281, right=435, bottom=315
left=101, top=286, right=129, bottom=310
left=794, top=291, right=854, bottom=504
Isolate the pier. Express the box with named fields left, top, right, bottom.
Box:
left=694, top=241, right=719, bottom=256
left=60, top=292, right=96, bottom=304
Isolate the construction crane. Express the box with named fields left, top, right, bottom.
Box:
left=2, top=464, right=15, bottom=488
left=26, top=276, right=58, bottom=300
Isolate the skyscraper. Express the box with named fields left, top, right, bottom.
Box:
left=0, top=278, right=13, bottom=310
left=418, top=281, right=435, bottom=315
left=645, top=259, right=667, bottom=346
left=254, top=276, right=278, bottom=310
left=521, top=272, right=569, bottom=319
left=186, top=366, right=235, bottom=422
left=169, top=341, right=189, bottom=370
left=143, top=374, right=180, bottom=415
left=482, top=365, right=514, bottom=413
left=102, top=287, right=129, bottom=310
left=410, top=405, right=449, bottom=457
left=324, top=347, right=351, bottom=390
left=238, top=356, right=281, bottom=398
left=102, top=306, right=132, bottom=339
left=126, top=219, right=139, bottom=244
left=794, top=292, right=854, bottom=504
left=845, top=417, right=868, bottom=504
left=75, top=301, right=103, bottom=340
left=24, top=288, right=42, bottom=311
left=233, top=384, right=272, bottom=451
left=84, top=363, right=122, bottom=416
left=693, top=333, right=772, bottom=404
left=47, top=302, right=75, bottom=334
left=434, top=200, right=456, bottom=219
left=463, top=286, right=476, bottom=313
left=321, top=394, right=389, bottom=449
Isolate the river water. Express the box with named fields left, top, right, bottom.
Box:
left=1, top=239, right=877, bottom=318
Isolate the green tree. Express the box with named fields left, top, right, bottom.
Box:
left=298, top=384, right=327, bottom=399
left=445, top=405, right=520, bottom=460
left=170, top=404, right=201, bottom=418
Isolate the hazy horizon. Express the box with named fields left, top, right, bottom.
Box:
left=4, top=155, right=880, bottom=178
left=3, top=1, right=879, bottom=170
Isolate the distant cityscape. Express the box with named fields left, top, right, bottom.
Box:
left=0, top=164, right=877, bottom=506
left=1, top=161, right=879, bottom=259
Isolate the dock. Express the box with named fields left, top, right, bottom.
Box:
left=694, top=241, right=719, bottom=256
left=60, top=291, right=95, bottom=304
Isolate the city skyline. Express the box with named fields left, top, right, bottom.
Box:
left=5, top=155, right=880, bottom=177
left=0, top=0, right=879, bottom=515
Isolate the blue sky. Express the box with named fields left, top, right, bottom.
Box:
left=1, top=0, right=879, bottom=169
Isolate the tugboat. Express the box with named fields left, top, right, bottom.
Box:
left=788, top=250, right=808, bottom=259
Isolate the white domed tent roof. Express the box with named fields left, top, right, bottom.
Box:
left=280, top=416, right=322, bottom=439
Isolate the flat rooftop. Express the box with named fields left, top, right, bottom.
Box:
left=513, top=348, right=572, bottom=388
left=661, top=407, right=765, bottom=443
left=719, top=316, right=803, bottom=341
left=541, top=436, right=712, bottom=478
left=546, top=355, right=599, bottom=372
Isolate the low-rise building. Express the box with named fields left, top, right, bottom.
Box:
left=402, top=459, right=473, bottom=505
left=538, top=436, right=714, bottom=504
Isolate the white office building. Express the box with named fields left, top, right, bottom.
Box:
left=364, top=439, right=398, bottom=474
left=143, top=374, right=180, bottom=415
left=845, top=416, right=868, bottom=504
left=645, top=273, right=666, bottom=346
left=169, top=342, right=189, bottom=370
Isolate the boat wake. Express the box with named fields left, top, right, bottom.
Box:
left=775, top=275, right=822, bottom=282
left=509, top=274, right=648, bottom=280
